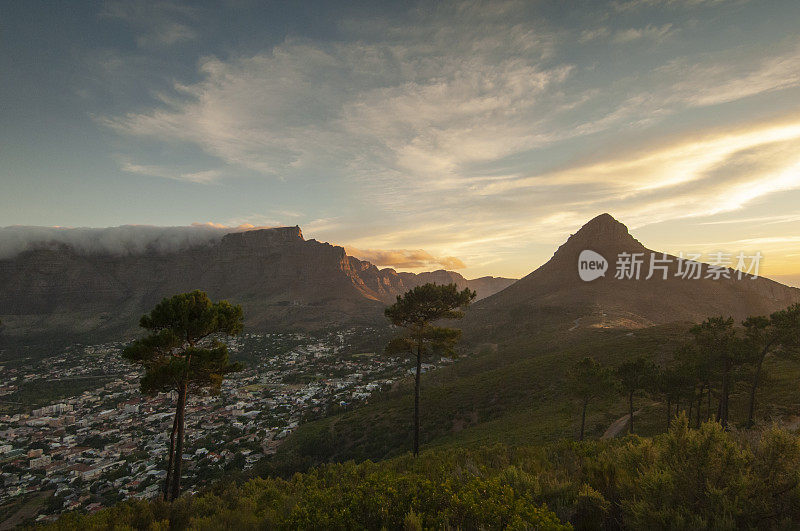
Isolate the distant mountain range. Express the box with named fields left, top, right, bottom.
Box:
left=466, top=213, right=800, bottom=342
left=0, top=226, right=514, bottom=342
left=1, top=214, right=798, bottom=345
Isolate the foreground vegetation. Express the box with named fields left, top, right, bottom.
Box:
left=44, top=417, right=800, bottom=529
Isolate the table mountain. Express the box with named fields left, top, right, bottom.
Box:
left=0, top=226, right=514, bottom=342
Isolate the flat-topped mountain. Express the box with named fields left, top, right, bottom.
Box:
left=466, top=214, right=800, bottom=340
left=0, top=227, right=514, bottom=342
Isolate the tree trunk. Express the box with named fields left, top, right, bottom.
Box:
left=163, top=408, right=178, bottom=500
left=579, top=399, right=588, bottom=441
left=666, top=396, right=672, bottom=431
left=695, top=385, right=704, bottom=429
left=170, top=382, right=188, bottom=500
left=687, top=393, right=693, bottom=424
left=413, top=335, right=422, bottom=457
left=747, top=357, right=764, bottom=427
left=628, top=391, right=634, bottom=434
left=720, top=358, right=730, bottom=428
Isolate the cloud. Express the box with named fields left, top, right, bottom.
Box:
left=120, top=160, right=223, bottom=183
left=346, top=247, right=466, bottom=270
left=0, top=224, right=273, bottom=260
left=99, top=1, right=571, bottom=184
left=475, top=119, right=800, bottom=222
left=89, top=0, right=800, bottom=279
left=612, top=0, right=735, bottom=11
left=579, top=27, right=611, bottom=43
left=659, top=43, right=800, bottom=107
left=99, top=2, right=800, bottom=198
left=101, top=0, right=198, bottom=48
left=612, top=24, right=676, bottom=43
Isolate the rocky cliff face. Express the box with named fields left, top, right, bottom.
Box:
left=0, top=227, right=515, bottom=342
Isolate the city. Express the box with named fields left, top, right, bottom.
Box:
left=0, top=328, right=448, bottom=524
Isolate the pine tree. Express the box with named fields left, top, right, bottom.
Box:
left=568, top=357, right=615, bottom=440
left=122, top=291, right=243, bottom=500
left=385, top=283, right=475, bottom=456
left=616, top=357, right=657, bottom=434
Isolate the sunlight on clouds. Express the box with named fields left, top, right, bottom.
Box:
left=346, top=247, right=466, bottom=270
left=94, top=0, right=800, bottom=279
left=478, top=119, right=800, bottom=203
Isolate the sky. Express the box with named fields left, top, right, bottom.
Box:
left=1, top=0, right=799, bottom=284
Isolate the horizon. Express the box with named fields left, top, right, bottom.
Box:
left=2, top=213, right=799, bottom=288
left=2, top=0, right=799, bottom=282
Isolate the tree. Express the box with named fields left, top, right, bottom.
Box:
left=384, top=283, right=475, bottom=456
left=674, top=342, right=715, bottom=428
left=656, top=360, right=695, bottom=431
left=123, top=290, right=243, bottom=500
left=616, top=357, right=657, bottom=434
left=567, top=357, right=616, bottom=441
left=742, top=304, right=800, bottom=426
left=690, top=317, right=737, bottom=428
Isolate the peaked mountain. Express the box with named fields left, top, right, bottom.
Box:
left=0, top=226, right=514, bottom=342
left=466, top=213, right=800, bottom=340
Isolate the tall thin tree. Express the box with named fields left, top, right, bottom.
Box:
left=385, top=283, right=475, bottom=456
left=616, top=357, right=657, bottom=434
left=123, top=291, right=243, bottom=500
left=568, top=357, right=615, bottom=441
left=690, top=317, right=737, bottom=428
left=742, top=304, right=800, bottom=426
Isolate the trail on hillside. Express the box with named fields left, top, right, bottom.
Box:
left=568, top=317, right=582, bottom=331
left=601, top=410, right=641, bottom=439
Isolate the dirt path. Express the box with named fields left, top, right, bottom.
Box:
left=601, top=410, right=641, bottom=439
left=568, top=317, right=582, bottom=332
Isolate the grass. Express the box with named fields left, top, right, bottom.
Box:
left=272, top=323, right=693, bottom=469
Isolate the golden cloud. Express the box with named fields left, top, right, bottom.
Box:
left=346, top=247, right=466, bottom=270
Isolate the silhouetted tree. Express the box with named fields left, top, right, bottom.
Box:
left=123, top=291, right=243, bottom=500
left=674, top=342, right=714, bottom=428
left=742, top=304, right=800, bottom=426
left=616, top=357, right=657, bottom=434
left=385, top=283, right=475, bottom=456
left=568, top=357, right=615, bottom=440
left=691, top=317, right=737, bottom=428
left=655, top=361, right=691, bottom=430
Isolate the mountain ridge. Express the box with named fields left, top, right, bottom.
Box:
left=0, top=226, right=515, bottom=342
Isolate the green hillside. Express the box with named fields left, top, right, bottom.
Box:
left=272, top=317, right=800, bottom=472
left=270, top=323, right=686, bottom=470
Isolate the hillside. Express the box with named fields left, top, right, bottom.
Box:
left=0, top=227, right=514, bottom=343
left=464, top=213, right=800, bottom=345
left=273, top=324, right=688, bottom=468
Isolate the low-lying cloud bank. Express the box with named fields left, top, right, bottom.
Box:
left=0, top=225, right=468, bottom=272
left=0, top=223, right=270, bottom=259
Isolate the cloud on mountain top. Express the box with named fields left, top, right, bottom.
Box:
left=0, top=223, right=269, bottom=259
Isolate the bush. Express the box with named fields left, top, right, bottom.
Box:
left=43, top=420, right=800, bottom=530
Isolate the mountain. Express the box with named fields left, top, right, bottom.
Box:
left=275, top=215, right=800, bottom=468
left=466, top=213, right=800, bottom=341
left=0, top=226, right=515, bottom=342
